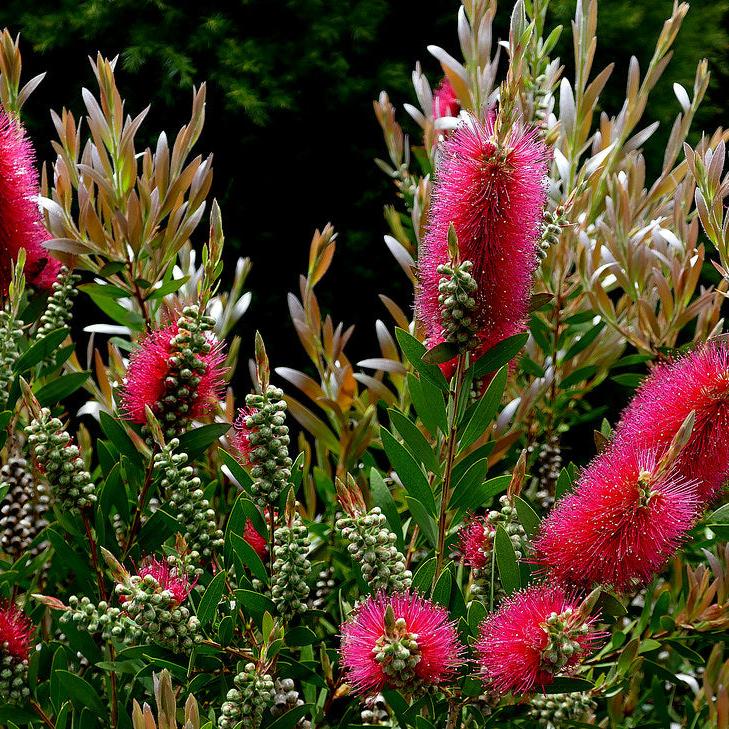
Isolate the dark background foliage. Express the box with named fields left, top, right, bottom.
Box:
left=2, top=0, right=728, bottom=370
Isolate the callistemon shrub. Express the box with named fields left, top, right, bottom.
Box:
left=2, top=2, right=729, bottom=728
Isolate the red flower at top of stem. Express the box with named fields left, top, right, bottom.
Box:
left=0, top=601, right=33, bottom=661
left=476, top=584, right=602, bottom=695
left=458, top=514, right=492, bottom=570
left=612, top=340, right=729, bottom=503
left=120, top=321, right=226, bottom=425
left=416, top=112, right=549, bottom=373
left=137, top=557, right=194, bottom=605
left=0, top=109, right=60, bottom=291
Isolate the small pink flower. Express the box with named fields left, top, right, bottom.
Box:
left=137, top=557, right=194, bottom=605
left=232, top=406, right=259, bottom=465
left=476, top=584, right=602, bottom=695
left=534, top=448, right=698, bottom=592
left=243, top=518, right=268, bottom=558
left=458, top=514, right=491, bottom=570
left=120, top=322, right=226, bottom=425
left=416, top=112, right=549, bottom=372
left=613, top=341, right=729, bottom=502
left=0, top=109, right=60, bottom=292
left=0, top=602, right=33, bottom=661
left=432, top=77, right=460, bottom=119
left=340, top=592, right=463, bottom=696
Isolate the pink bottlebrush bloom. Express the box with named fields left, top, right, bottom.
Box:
left=458, top=514, right=491, bottom=570
left=613, top=341, right=729, bottom=503
left=416, top=112, right=549, bottom=373
left=340, top=591, right=463, bottom=696
left=243, top=518, right=268, bottom=558
left=432, top=77, right=460, bottom=119
left=120, top=322, right=226, bottom=425
left=0, top=602, right=33, bottom=661
left=534, top=448, right=698, bottom=592
left=137, top=557, right=194, bottom=605
left=476, top=584, right=602, bottom=695
left=0, top=109, right=60, bottom=292
left=232, top=406, right=259, bottom=465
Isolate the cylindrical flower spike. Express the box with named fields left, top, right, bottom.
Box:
left=612, top=341, right=729, bottom=503
left=0, top=109, right=60, bottom=291
left=416, top=112, right=549, bottom=373
left=0, top=601, right=32, bottom=704
left=339, top=591, right=463, bottom=697
left=534, top=449, right=698, bottom=592
left=476, top=584, right=603, bottom=695
left=120, top=306, right=227, bottom=438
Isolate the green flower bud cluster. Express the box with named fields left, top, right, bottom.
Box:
left=115, top=570, right=201, bottom=653
left=244, top=386, right=292, bottom=507
left=0, top=306, right=21, bottom=410
left=540, top=608, right=590, bottom=674
left=309, top=566, right=335, bottom=610
left=373, top=613, right=422, bottom=691
left=437, top=259, right=479, bottom=350
left=528, top=691, right=596, bottom=727
left=37, top=266, right=80, bottom=336
left=25, top=409, right=97, bottom=511
left=0, top=653, right=29, bottom=704
left=538, top=206, right=567, bottom=259
left=271, top=678, right=311, bottom=729
left=60, top=595, right=139, bottom=644
left=485, top=495, right=528, bottom=560
left=157, top=305, right=218, bottom=440
left=218, top=663, right=275, bottom=729
left=336, top=507, right=411, bottom=592
left=154, top=440, right=223, bottom=561
left=271, top=511, right=311, bottom=620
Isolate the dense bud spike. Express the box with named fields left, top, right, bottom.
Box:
left=0, top=306, right=22, bottom=410
left=218, top=663, right=275, bottom=729
left=37, top=266, right=80, bottom=336
left=25, top=409, right=97, bottom=511
left=271, top=505, right=311, bottom=620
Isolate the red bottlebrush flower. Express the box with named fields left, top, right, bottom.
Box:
left=613, top=341, right=729, bottom=503
left=416, top=113, right=549, bottom=372
left=432, top=77, right=460, bottom=119
left=476, top=584, right=602, bottom=695
left=0, top=109, right=60, bottom=291
left=137, top=557, right=194, bottom=605
left=458, top=514, right=491, bottom=570
left=120, top=322, right=226, bottom=425
left=340, top=591, right=463, bottom=696
left=243, top=518, right=268, bottom=558
left=232, top=406, right=258, bottom=465
left=0, top=602, right=33, bottom=661
left=534, top=448, right=698, bottom=592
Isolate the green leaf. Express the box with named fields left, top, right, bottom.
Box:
left=560, top=365, right=598, bottom=389
left=13, top=329, right=68, bottom=372
left=87, top=292, right=145, bottom=330
left=452, top=474, right=509, bottom=513
left=146, top=275, right=190, bottom=301
left=78, top=282, right=128, bottom=298
left=197, top=570, right=228, bottom=627
left=472, top=333, right=528, bottom=379
left=543, top=677, right=594, bottom=694
left=219, top=448, right=253, bottom=492
left=395, top=328, right=449, bottom=391
left=285, top=626, right=318, bottom=646
left=265, top=705, right=314, bottom=729
left=611, top=373, right=644, bottom=389
left=449, top=458, right=489, bottom=510
left=406, top=497, right=437, bottom=547
left=55, top=671, right=106, bottom=716
left=408, top=373, right=447, bottom=435
left=495, top=525, right=520, bottom=594
left=459, top=366, right=507, bottom=450
left=708, top=502, right=729, bottom=525
left=99, top=412, right=143, bottom=467
left=422, top=341, right=459, bottom=365
left=381, top=427, right=436, bottom=515
left=35, top=371, right=90, bottom=406
left=236, top=589, right=276, bottom=625
left=177, top=423, right=231, bottom=459
left=230, top=532, right=268, bottom=583
left=369, top=468, right=403, bottom=550
left=555, top=467, right=574, bottom=501
left=563, top=321, right=605, bottom=360
left=432, top=569, right=452, bottom=607
left=514, top=497, right=540, bottom=538
left=388, top=409, right=439, bottom=473
left=411, top=557, right=437, bottom=594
